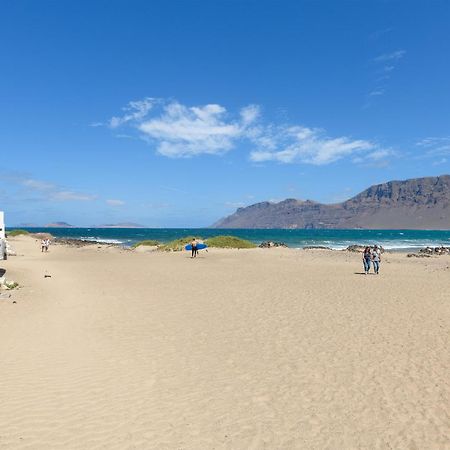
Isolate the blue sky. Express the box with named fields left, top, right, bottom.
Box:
left=1, top=0, right=449, bottom=227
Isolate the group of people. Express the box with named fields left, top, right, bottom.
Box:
left=362, top=245, right=381, bottom=275
left=41, top=238, right=51, bottom=252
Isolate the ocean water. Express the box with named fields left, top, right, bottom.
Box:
left=12, top=228, right=450, bottom=251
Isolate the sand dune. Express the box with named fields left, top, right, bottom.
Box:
left=1, top=236, right=449, bottom=449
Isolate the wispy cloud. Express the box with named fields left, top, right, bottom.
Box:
left=106, top=199, right=125, bottom=206
left=224, top=201, right=246, bottom=209
left=52, top=191, right=95, bottom=201
left=101, top=98, right=388, bottom=165
left=373, top=50, right=406, bottom=63
left=110, top=97, right=156, bottom=128
left=352, top=148, right=395, bottom=167
left=416, top=137, right=450, bottom=158
left=365, top=48, right=406, bottom=107
left=368, top=89, right=385, bottom=97
left=249, top=126, right=384, bottom=165
left=432, top=158, right=448, bottom=166
left=19, top=177, right=95, bottom=202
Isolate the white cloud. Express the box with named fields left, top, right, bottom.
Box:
left=109, top=97, right=156, bottom=129
left=104, top=98, right=259, bottom=158
left=240, top=104, right=261, bottom=125
left=106, top=199, right=125, bottom=206
left=373, top=50, right=406, bottom=62
left=250, top=126, right=380, bottom=165
left=104, top=97, right=387, bottom=165
left=138, top=102, right=252, bottom=158
left=367, top=149, right=393, bottom=160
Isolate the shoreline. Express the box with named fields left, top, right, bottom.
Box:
left=10, top=232, right=450, bottom=254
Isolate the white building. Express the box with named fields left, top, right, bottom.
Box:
left=0, top=211, right=5, bottom=239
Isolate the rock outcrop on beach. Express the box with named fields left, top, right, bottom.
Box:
left=213, top=175, right=450, bottom=229
left=258, top=241, right=287, bottom=248
left=407, top=246, right=450, bottom=257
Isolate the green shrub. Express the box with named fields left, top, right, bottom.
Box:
left=3, top=281, right=19, bottom=290
left=160, top=236, right=199, bottom=252
left=7, top=229, right=29, bottom=237
left=132, top=240, right=160, bottom=248
left=206, top=236, right=256, bottom=249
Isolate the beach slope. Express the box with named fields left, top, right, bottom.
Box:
left=1, top=236, right=449, bottom=449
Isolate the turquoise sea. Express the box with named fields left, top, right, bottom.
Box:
left=12, top=228, right=450, bottom=251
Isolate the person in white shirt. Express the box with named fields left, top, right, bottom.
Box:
left=372, top=245, right=381, bottom=274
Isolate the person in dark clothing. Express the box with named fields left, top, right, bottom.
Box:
left=363, top=246, right=372, bottom=274
left=191, top=238, right=198, bottom=258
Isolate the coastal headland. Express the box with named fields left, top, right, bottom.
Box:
left=1, top=235, right=449, bottom=449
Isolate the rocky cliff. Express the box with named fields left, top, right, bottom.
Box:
left=213, top=175, right=450, bottom=229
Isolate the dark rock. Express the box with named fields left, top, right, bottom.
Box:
left=303, top=246, right=333, bottom=250
left=258, top=241, right=287, bottom=248
left=419, top=246, right=450, bottom=255
left=346, top=245, right=366, bottom=253
left=54, top=238, right=118, bottom=248
left=346, top=245, right=385, bottom=253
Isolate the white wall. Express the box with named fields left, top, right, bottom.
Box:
left=0, top=211, right=5, bottom=239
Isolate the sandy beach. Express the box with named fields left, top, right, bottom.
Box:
left=1, top=235, right=449, bottom=449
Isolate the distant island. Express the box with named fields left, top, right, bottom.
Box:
left=93, top=223, right=146, bottom=228
left=45, top=222, right=74, bottom=228
left=213, top=175, right=450, bottom=229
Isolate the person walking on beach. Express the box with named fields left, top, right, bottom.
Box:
left=44, top=238, right=50, bottom=252
left=372, top=245, right=381, bottom=274
left=41, top=239, right=46, bottom=252
left=363, top=246, right=372, bottom=274
left=191, top=238, right=198, bottom=258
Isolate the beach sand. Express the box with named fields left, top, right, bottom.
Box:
left=1, top=236, right=449, bottom=449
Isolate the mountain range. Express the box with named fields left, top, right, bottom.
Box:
left=213, top=175, right=450, bottom=229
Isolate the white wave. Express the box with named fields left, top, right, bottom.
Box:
left=297, top=239, right=450, bottom=251
left=80, top=236, right=124, bottom=244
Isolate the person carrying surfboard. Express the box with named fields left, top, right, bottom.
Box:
left=191, top=238, right=198, bottom=258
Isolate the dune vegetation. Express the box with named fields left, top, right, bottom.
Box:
left=132, top=240, right=160, bottom=248
left=159, top=236, right=200, bottom=252
left=6, top=229, right=30, bottom=237
left=206, top=236, right=256, bottom=249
